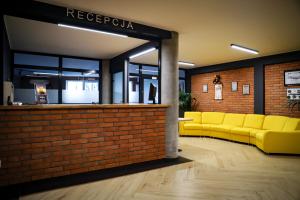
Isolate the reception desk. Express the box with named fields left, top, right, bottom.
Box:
left=0, top=104, right=168, bottom=186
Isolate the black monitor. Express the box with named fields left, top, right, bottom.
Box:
left=148, top=83, right=157, bottom=104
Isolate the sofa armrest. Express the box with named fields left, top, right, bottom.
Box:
left=179, top=121, right=185, bottom=134
left=260, top=130, right=300, bottom=153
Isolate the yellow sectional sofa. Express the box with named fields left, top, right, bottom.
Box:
left=179, top=112, right=300, bottom=154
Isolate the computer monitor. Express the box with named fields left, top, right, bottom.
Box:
left=148, top=83, right=157, bottom=104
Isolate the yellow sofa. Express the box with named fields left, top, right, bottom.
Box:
left=179, top=112, right=300, bottom=154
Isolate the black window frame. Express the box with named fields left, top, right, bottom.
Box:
left=12, top=50, right=102, bottom=104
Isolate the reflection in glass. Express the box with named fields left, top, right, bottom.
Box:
left=113, top=72, right=123, bottom=104
left=179, top=69, right=186, bottom=78
left=129, top=64, right=139, bottom=74
left=62, top=71, right=99, bottom=103
left=14, top=53, right=59, bottom=67
left=13, top=68, right=59, bottom=104
left=129, top=76, right=139, bottom=103
left=62, top=58, right=99, bottom=70
left=142, top=66, right=158, bottom=75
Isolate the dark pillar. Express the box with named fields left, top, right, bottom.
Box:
left=254, top=63, right=264, bottom=114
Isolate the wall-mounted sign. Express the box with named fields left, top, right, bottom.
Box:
left=284, top=70, right=300, bottom=86
left=243, top=84, right=250, bottom=95
left=4, top=1, right=171, bottom=41
left=66, top=8, right=134, bottom=30
left=214, top=84, right=222, bottom=100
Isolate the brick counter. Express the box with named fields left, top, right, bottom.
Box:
left=0, top=104, right=167, bottom=186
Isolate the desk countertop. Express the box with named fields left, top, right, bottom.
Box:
left=0, top=104, right=169, bottom=110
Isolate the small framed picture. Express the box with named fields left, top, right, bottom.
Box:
left=214, top=84, right=223, bottom=100
left=202, top=84, right=208, bottom=93
left=284, top=70, right=300, bottom=86
left=231, top=81, right=238, bottom=92
left=243, top=84, right=250, bottom=95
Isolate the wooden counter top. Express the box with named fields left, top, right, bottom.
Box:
left=0, top=104, right=169, bottom=110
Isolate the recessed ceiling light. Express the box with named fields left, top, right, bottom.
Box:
left=129, top=48, right=156, bottom=59
left=58, top=24, right=128, bottom=38
left=178, top=61, right=195, bottom=66
left=231, top=44, right=259, bottom=54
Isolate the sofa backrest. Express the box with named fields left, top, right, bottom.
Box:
left=202, top=112, right=225, bottom=124
left=243, top=114, right=265, bottom=129
left=282, top=118, right=300, bottom=131
left=184, top=112, right=202, bottom=124
left=223, top=113, right=246, bottom=127
left=262, top=115, right=289, bottom=131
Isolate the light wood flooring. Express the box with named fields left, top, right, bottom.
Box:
left=21, top=137, right=300, bottom=200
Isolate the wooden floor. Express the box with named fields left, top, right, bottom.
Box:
left=21, top=137, right=300, bottom=200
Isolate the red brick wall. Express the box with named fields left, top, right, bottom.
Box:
left=191, top=67, right=254, bottom=113
left=0, top=107, right=166, bottom=186
left=265, top=61, right=300, bottom=117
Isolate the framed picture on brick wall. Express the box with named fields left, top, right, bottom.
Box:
left=242, top=84, right=250, bottom=95
left=231, top=81, right=238, bottom=92
left=284, top=70, right=300, bottom=86
left=203, top=84, right=208, bottom=93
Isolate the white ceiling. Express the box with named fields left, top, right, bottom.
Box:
left=4, top=15, right=149, bottom=60
left=6, top=0, right=300, bottom=68
left=130, top=50, right=158, bottom=66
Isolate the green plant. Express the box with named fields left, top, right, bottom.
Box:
left=179, top=91, right=191, bottom=112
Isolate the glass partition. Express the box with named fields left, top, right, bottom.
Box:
left=62, top=71, right=99, bottom=104
left=129, top=76, right=139, bottom=103
left=113, top=71, right=123, bottom=104
left=12, top=52, right=101, bottom=104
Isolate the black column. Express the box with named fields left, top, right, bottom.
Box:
left=185, top=69, right=191, bottom=93
left=0, top=16, right=3, bottom=105
left=254, top=62, right=264, bottom=114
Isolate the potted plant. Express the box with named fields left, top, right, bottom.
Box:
left=179, top=91, right=191, bottom=117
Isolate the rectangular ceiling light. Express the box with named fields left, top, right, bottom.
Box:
left=33, top=72, right=60, bottom=76
left=178, top=61, right=195, bottom=66
left=231, top=44, right=259, bottom=54
left=84, top=70, right=96, bottom=75
left=129, top=47, right=156, bottom=59
left=58, top=24, right=128, bottom=38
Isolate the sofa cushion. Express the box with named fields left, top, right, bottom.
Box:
left=184, top=123, right=202, bottom=130
left=231, top=127, right=253, bottom=136
left=249, top=129, right=263, bottom=137
left=243, top=114, right=265, bottom=129
left=202, top=112, right=225, bottom=124
left=211, top=125, right=234, bottom=133
left=263, top=115, right=289, bottom=131
left=223, top=113, right=246, bottom=127
left=184, top=112, right=202, bottom=124
left=282, top=118, right=300, bottom=131
left=201, top=124, right=213, bottom=130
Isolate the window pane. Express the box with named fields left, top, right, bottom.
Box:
left=63, top=58, right=99, bottom=70
left=129, top=76, right=139, bottom=103
left=14, top=53, right=59, bottom=67
left=62, top=71, right=99, bottom=103
left=113, top=72, right=123, bottom=104
left=129, top=64, right=139, bottom=74
left=179, top=69, right=186, bottom=78
left=179, top=79, right=185, bottom=92
left=13, top=68, right=59, bottom=104
left=142, top=65, right=158, bottom=75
